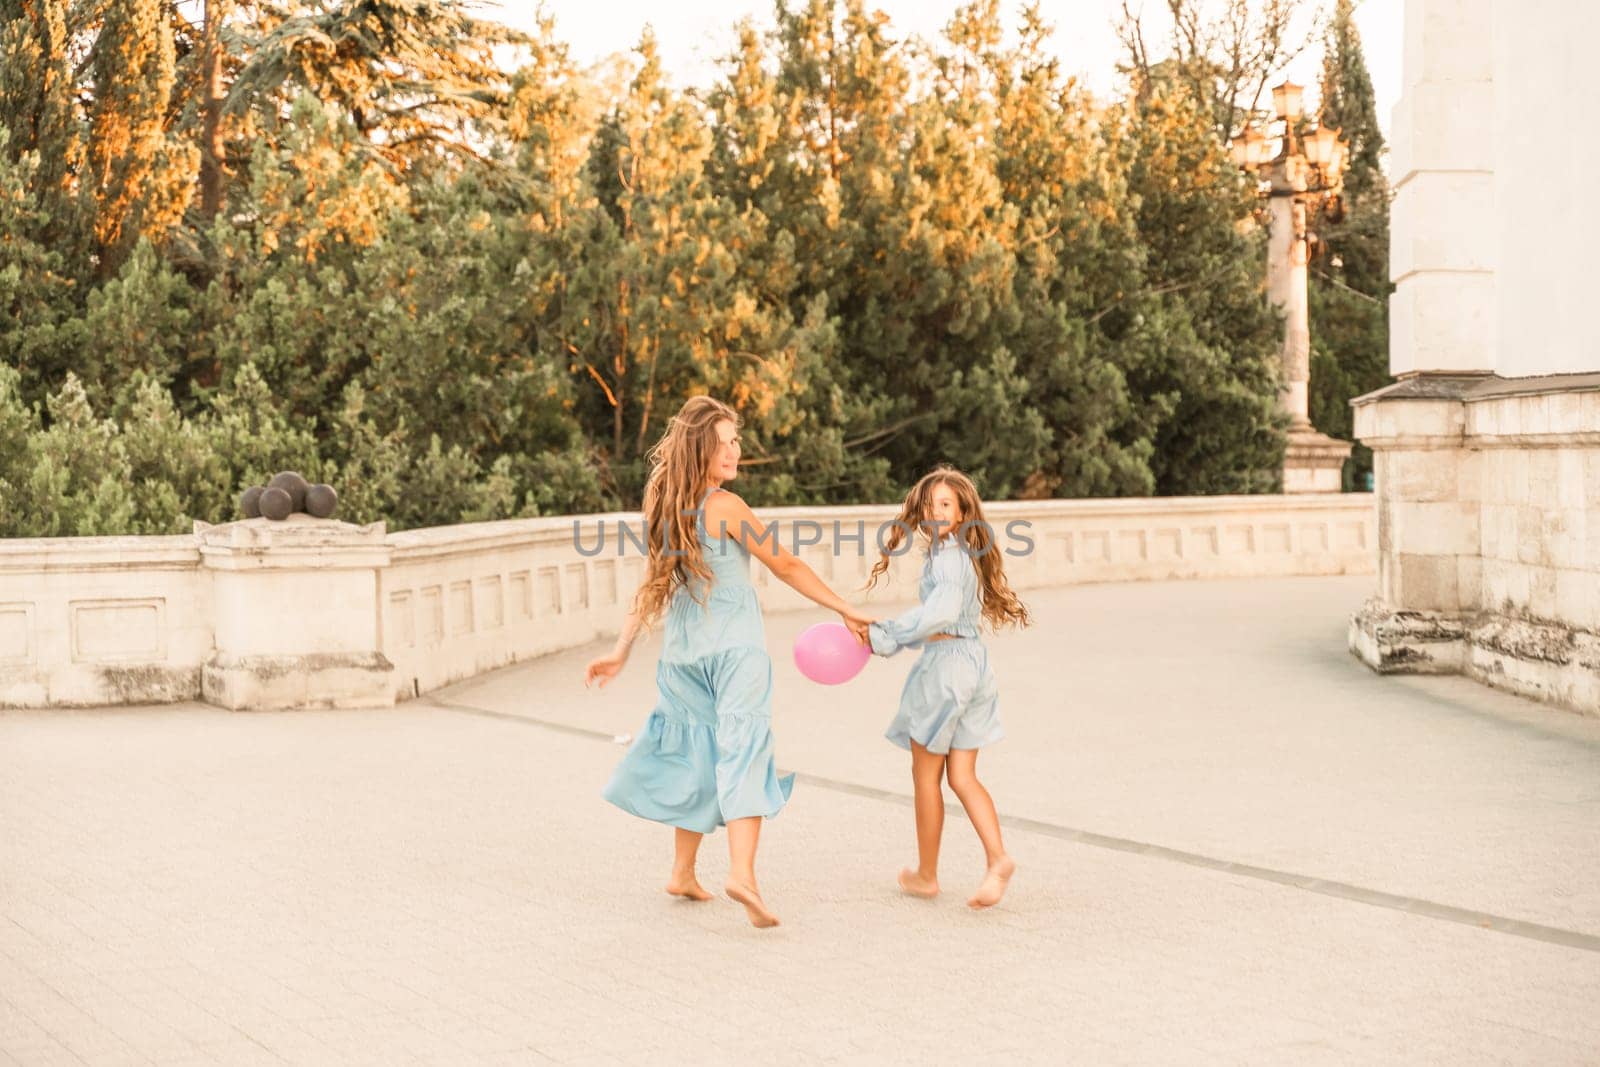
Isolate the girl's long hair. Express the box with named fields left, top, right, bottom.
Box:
left=865, top=466, right=1031, bottom=631
left=631, top=396, right=741, bottom=627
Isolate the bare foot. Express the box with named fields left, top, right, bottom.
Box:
left=725, top=880, right=780, bottom=928
left=897, top=868, right=940, bottom=899
left=665, top=874, right=713, bottom=901
left=967, top=855, right=1016, bottom=910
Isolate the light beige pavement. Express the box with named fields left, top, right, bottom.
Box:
left=3, top=576, right=1599, bottom=1065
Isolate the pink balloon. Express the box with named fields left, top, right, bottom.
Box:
left=793, top=622, right=871, bottom=685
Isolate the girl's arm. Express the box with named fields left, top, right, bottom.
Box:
left=868, top=546, right=967, bottom=657
left=584, top=580, right=645, bottom=688
left=711, top=492, right=873, bottom=628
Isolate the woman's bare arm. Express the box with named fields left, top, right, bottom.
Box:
left=612, top=597, right=644, bottom=657
left=707, top=492, right=871, bottom=624
left=584, top=579, right=646, bottom=688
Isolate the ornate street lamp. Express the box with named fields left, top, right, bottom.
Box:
left=1271, top=80, right=1305, bottom=124
left=1232, top=80, right=1354, bottom=493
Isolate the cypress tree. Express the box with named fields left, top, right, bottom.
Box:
left=1309, top=0, right=1390, bottom=487
left=86, top=0, right=197, bottom=272
left=0, top=0, right=80, bottom=231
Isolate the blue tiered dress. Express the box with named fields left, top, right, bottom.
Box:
left=602, top=487, right=794, bottom=833
left=869, top=533, right=1002, bottom=754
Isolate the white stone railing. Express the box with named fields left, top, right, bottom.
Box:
left=1, top=494, right=1375, bottom=709
left=0, top=535, right=210, bottom=707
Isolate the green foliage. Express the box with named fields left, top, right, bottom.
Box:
left=78, top=242, right=197, bottom=402
left=226, top=0, right=526, bottom=172
left=1117, top=84, right=1287, bottom=494
left=0, top=361, right=324, bottom=536
left=1311, top=0, right=1391, bottom=489
left=0, top=368, right=136, bottom=536
left=0, top=0, right=1387, bottom=537
left=0, top=126, right=87, bottom=404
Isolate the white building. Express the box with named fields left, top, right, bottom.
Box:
left=1350, top=0, right=1600, bottom=712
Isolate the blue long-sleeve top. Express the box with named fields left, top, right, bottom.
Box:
left=868, top=535, right=983, bottom=657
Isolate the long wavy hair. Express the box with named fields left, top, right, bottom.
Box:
left=631, top=396, right=741, bottom=627
left=865, top=466, right=1031, bottom=631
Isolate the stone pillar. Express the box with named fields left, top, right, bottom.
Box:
left=198, top=515, right=395, bottom=710
left=1264, top=158, right=1354, bottom=492
left=1267, top=190, right=1312, bottom=427
left=1387, top=0, right=1497, bottom=377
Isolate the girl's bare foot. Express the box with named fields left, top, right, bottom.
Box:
left=897, top=868, right=940, bottom=899
left=967, top=855, right=1016, bottom=910
left=724, top=880, right=780, bottom=928
left=665, top=873, right=713, bottom=901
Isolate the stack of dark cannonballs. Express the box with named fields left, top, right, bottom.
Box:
left=239, top=472, right=339, bottom=521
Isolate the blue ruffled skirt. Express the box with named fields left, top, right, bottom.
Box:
left=885, top=637, right=1002, bottom=754
left=603, top=644, right=794, bottom=833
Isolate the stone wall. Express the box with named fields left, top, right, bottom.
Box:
left=1351, top=376, right=1600, bottom=711
left=1, top=494, right=1375, bottom=709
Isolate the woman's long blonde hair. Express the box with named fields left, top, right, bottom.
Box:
left=631, top=396, right=741, bottom=627
left=865, top=466, right=1031, bottom=631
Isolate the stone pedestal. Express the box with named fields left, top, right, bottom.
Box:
left=1283, top=426, right=1355, bottom=494
left=1349, top=373, right=1600, bottom=714
left=197, top=516, right=395, bottom=710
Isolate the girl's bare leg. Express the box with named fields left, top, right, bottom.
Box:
left=666, top=827, right=712, bottom=901
left=945, top=748, right=1016, bottom=909
left=724, top=816, right=779, bottom=928
left=898, top=741, right=946, bottom=898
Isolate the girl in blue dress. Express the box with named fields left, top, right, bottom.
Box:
left=584, top=396, right=873, bottom=929
left=864, top=466, right=1031, bottom=909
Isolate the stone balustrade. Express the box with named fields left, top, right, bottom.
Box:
left=1, top=494, right=1375, bottom=709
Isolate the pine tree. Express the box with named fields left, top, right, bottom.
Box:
left=545, top=31, right=824, bottom=502
left=755, top=0, right=1053, bottom=498
left=700, top=18, right=875, bottom=504
left=506, top=10, right=590, bottom=232
left=200, top=92, right=409, bottom=422
left=1117, top=82, right=1285, bottom=494
left=987, top=3, right=1153, bottom=497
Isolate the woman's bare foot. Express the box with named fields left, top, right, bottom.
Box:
left=665, top=873, right=713, bottom=901
left=897, top=868, right=940, bottom=899
left=724, top=880, right=780, bottom=928
left=967, top=855, right=1016, bottom=910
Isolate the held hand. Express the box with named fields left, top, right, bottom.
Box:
left=584, top=649, right=628, bottom=688
left=841, top=611, right=875, bottom=647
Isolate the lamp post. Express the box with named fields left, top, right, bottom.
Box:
left=1232, top=81, right=1355, bottom=493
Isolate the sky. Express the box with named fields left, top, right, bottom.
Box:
left=485, top=0, right=1404, bottom=134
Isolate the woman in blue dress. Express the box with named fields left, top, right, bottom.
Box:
left=584, top=396, right=872, bottom=928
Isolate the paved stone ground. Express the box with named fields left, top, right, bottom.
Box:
left=4, top=576, right=1599, bottom=1065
